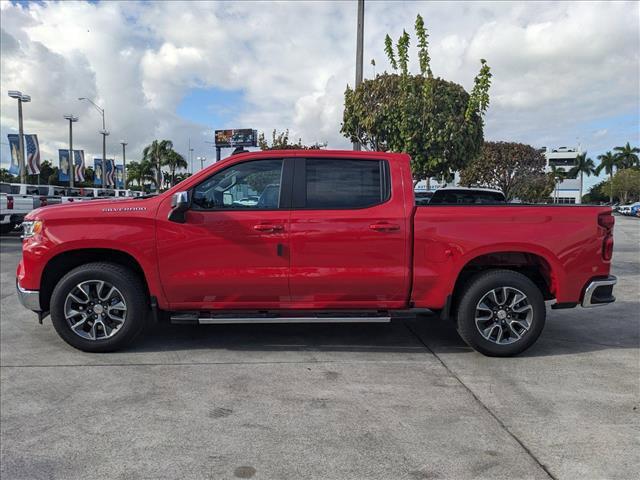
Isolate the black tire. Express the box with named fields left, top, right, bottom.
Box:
left=50, top=262, right=148, bottom=352
left=455, top=269, right=546, bottom=357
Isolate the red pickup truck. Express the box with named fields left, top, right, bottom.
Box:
left=17, top=150, right=617, bottom=356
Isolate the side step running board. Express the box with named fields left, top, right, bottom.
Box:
left=170, top=312, right=391, bottom=325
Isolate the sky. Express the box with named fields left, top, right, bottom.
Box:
left=1, top=0, right=638, bottom=191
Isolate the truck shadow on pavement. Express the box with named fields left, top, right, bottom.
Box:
left=130, top=302, right=638, bottom=358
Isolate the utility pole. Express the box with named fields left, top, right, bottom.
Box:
left=188, top=137, right=192, bottom=174
left=78, top=97, right=109, bottom=186
left=120, top=141, right=127, bottom=188
left=63, top=114, right=79, bottom=187
left=8, top=91, right=31, bottom=183
left=353, top=0, right=365, bottom=151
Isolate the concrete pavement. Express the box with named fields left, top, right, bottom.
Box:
left=1, top=217, right=638, bottom=480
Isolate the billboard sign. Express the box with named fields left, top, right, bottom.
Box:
left=214, top=129, right=257, bottom=147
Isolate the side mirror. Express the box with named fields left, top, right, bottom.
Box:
left=168, top=191, right=189, bottom=223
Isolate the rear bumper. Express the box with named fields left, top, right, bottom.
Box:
left=581, top=275, right=617, bottom=308
left=16, top=279, right=41, bottom=312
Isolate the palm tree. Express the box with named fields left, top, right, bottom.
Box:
left=142, top=140, right=173, bottom=191
left=164, top=150, right=188, bottom=186
left=549, top=165, right=567, bottom=203
left=596, top=151, right=620, bottom=203
left=126, top=161, right=141, bottom=187
left=138, top=160, right=158, bottom=189
left=568, top=153, right=596, bottom=203
left=613, top=142, right=640, bottom=168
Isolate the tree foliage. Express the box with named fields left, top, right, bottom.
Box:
left=258, top=129, right=326, bottom=150
left=613, top=142, right=640, bottom=168
left=342, top=14, right=491, bottom=182
left=611, top=168, right=640, bottom=204
left=459, top=141, right=546, bottom=201
left=516, top=174, right=556, bottom=204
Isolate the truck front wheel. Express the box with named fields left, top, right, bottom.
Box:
left=50, top=262, right=148, bottom=352
left=455, top=269, right=546, bottom=357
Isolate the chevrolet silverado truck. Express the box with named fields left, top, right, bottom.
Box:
left=16, top=150, right=617, bottom=356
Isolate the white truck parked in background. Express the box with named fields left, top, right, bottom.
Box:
left=1, top=183, right=34, bottom=234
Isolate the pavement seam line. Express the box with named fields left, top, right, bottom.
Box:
left=403, top=321, right=558, bottom=480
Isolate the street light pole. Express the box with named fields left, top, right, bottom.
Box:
left=353, top=0, right=365, bottom=152
left=8, top=91, right=31, bottom=184
left=78, top=97, right=110, bottom=186
left=120, top=141, right=127, bottom=188
left=63, top=114, right=79, bottom=188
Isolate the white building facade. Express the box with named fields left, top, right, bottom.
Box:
left=544, top=147, right=582, bottom=204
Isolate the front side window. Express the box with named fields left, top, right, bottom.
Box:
left=192, top=159, right=283, bottom=210
left=304, top=159, right=387, bottom=209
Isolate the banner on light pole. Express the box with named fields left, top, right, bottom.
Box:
left=58, top=149, right=70, bottom=182
left=25, top=134, right=41, bottom=175
left=7, top=134, right=20, bottom=175
left=94, top=158, right=103, bottom=186
left=74, top=150, right=85, bottom=183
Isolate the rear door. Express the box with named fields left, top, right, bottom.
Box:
left=288, top=157, right=409, bottom=309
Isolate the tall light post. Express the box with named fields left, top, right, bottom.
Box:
left=197, top=156, right=206, bottom=171
left=78, top=97, right=110, bottom=186
left=7, top=90, right=31, bottom=184
left=63, top=114, right=79, bottom=188
left=120, top=141, right=127, bottom=188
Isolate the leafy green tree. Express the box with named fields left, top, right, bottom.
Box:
left=0, top=169, right=18, bottom=182
left=613, top=142, right=640, bottom=168
left=258, top=129, right=326, bottom=150
left=611, top=168, right=640, bottom=204
left=142, top=140, right=173, bottom=191
left=596, top=151, right=621, bottom=203
left=459, top=142, right=546, bottom=201
left=582, top=179, right=610, bottom=204
left=342, top=14, right=491, bottom=184
left=516, top=174, right=556, bottom=203
left=568, top=153, right=596, bottom=201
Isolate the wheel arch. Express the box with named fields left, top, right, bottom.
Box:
left=40, top=248, right=150, bottom=312
left=451, top=250, right=557, bottom=315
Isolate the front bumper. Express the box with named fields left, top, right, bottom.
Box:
left=16, top=280, right=41, bottom=312
left=582, top=275, right=617, bottom=308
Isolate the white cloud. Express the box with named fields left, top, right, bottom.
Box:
left=1, top=0, right=638, bottom=180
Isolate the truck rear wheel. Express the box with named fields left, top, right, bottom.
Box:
left=455, top=269, right=546, bottom=357
left=50, top=262, right=148, bottom=352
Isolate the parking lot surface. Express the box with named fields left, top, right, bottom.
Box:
left=1, top=217, right=638, bottom=480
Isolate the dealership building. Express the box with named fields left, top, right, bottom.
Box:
left=543, top=146, right=582, bottom=204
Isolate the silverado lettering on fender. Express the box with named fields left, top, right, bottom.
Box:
left=16, top=150, right=617, bottom=356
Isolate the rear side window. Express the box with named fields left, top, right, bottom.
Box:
left=0, top=183, right=11, bottom=194
left=303, top=159, right=389, bottom=209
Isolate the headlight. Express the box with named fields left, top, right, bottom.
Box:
left=21, top=220, right=43, bottom=239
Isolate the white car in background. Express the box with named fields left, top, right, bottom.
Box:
left=1, top=182, right=35, bottom=234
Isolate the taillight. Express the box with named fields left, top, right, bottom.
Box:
left=7, top=196, right=13, bottom=209
left=598, top=212, right=615, bottom=231
left=603, top=235, right=614, bottom=261
left=40, top=196, right=47, bottom=207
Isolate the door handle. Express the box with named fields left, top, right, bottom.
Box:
left=369, top=222, right=400, bottom=232
left=253, top=223, right=284, bottom=232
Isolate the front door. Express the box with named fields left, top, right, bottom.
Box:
left=288, top=157, right=409, bottom=309
left=156, top=158, right=291, bottom=310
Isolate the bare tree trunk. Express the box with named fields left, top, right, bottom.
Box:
left=609, top=171, right=613, bottom=204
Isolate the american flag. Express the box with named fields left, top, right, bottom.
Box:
left=74, top=150, right=85, bottom=182
left=105, top=159, right=116, bottom=187
left=25, top=134, right=41, bottom=175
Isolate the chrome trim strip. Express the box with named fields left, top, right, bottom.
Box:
left=197, top=317, right=391, bottom=324
left=582, top=276, right=617, bottom=308
left=16, top=280, right=41, bottom=311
